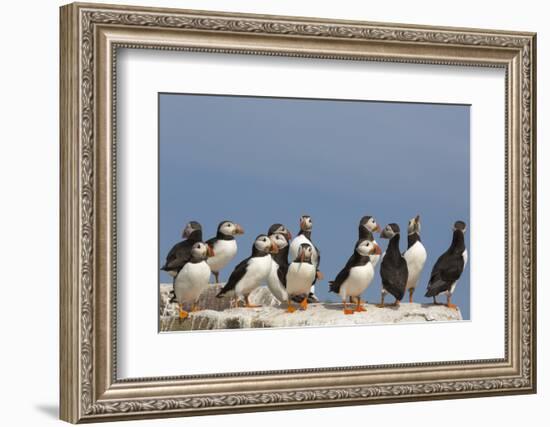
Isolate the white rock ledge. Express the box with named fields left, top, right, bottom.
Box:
left=159, top=284, right=462, bottom=332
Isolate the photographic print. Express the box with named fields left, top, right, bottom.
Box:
left=158, top=93, right=470, bottom=332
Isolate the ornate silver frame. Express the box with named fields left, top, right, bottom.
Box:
left=60, top=2, right=537, bottom=423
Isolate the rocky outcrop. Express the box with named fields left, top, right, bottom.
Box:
left=160, top=284, right=462, bottom=332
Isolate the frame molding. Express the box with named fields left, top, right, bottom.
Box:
left=60, top=2, right=536, bottom=423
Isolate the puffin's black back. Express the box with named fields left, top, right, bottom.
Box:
left=161, top=228, right=203, bottom=273
left=380, top=233, right=408, bottom=300
left=329, top=251, right=370, bottom=294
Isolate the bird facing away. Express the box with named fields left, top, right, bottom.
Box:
left=425, top=220, right=468, bottom=310
left=378, top=223, right=409, bottom=306
left=173, top=241, right=213, bottom=319
left=267, top=223, right=292, bottom=241
left=330, top=239, right=381, bottom=314
left=205, top=220, right=245, bottom=283
left=216, top=234, right=278, bottom=307
left=403, top=215, right=427, bottom=303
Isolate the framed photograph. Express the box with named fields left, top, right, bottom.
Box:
left=60, top=2, right=537, bottom=423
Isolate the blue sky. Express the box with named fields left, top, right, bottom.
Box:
left=159, top=93, right=471, bottom=319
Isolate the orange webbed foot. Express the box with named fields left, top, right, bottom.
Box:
left=299, top=298, right=308, bottom=310
left=179, top=309, right=189, bottom=319
left=355, top=305, right=367, bottom=313
left=447, top=303, right=458, bottom=310
left=287, top=305, right=297, bottom=313
left=343, top=309, right=355, bottom=315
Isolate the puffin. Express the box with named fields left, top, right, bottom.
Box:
left=329, top=239, right=382, bottom=314
left=205, top=220, right=245, bottom=283
left=286, top=243, right=317, bottom=312
left=267, top=223, right=292, bottom=241
left=173, top=241, right=213, bottom=319
left=289, top=215, right=322, bottom=302
left=378, top=223, right=409, bottom=306
left=425, top=220, right=468, bottom=309
left=356, top=215, right=382, bottom=267
left=266, top=232, right=290, bottom=303
left=217, top=234, right=278, bottom=307
left=403, top=215, right=427, bottom=303
left=161, top=221, right=202, bottom=277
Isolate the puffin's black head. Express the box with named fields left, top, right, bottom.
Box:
left=355, top=239, right=382, bottom=257
left=407, top=215, right=421, bottom=235
left=190, top=241, right=212, bottom=261
left=217, top=220, right=245, bottom=236
left=268, top=223, right=292, bottom=240
left=269, top=232, right=289, bottom=250
left=299, top=215, right=313, bottom=232
left=360, top=215, right=381, bottom=233
left=453, top=220, right=467, bottom=233
left=182, top=221, right=202, bottom=238
left=295, top=243, right=313, bottom=263
left=254, top=234, right=278, bottom=254
left=380, top=223, right=400, bottom=239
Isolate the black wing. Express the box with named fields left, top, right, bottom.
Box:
left=217, top=257, right=250, bottom=297
left=205, top=236, right=217, bottom=246
left=425, top=252, right=464, bottom=297
left=276, top=263, right=288, bottom=288
left=329, top=265, right=351, bottom=294
left=161, top=240, right=193, bottom=272
left=380, top=257, right=408, bottom=300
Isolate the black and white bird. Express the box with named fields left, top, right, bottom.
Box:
left=173, top=242, right=213, bottom=319
left=329, top=239, right=382, bottom=314
left=286, top=243, right=317, bottom=312
left=161, top=221, right=202, bottom=278
left=217, top=234, right=278, bottom=307
left=289, top=215, right=321, bottom=302
left=266, top=232, right=290, bottom=303
left=378, top=223, right=409, bottom=306
left=267, top=223, right=292, bottom=241
left=425, top=220, right=468, bottom=309
left=403, top=215, right=427, bottom=303
left=356, top=215, right=382, bottom=267
left=206, top=221, right=245, bottom=283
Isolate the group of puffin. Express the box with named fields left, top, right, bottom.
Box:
left=161, top=215, right=468, bottom=319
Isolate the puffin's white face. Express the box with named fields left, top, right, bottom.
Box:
left=269, top=233, right=288, bottom=250
left=273, top=225, right=292, bottom=240
left=380, top=224, right=397, bottom=239
left=408, top=215, right=421, bottom=235
left=364, top=217, right=381, bottom=233
left=220, top=221, right=245, bottom=236
left=297, top=243, right=313, bottom=262
left=300, top=215, right=313, bottom=231
left=190, top=242, right=209, bottom=260
left=356, top=240, right=381, bottom=257
left=255, top=235, right=278, bottom=254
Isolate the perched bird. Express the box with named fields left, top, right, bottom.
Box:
left=286, top=243, right=317, bottom=312
left=206, top=221, right=245, bottom=283
left=425, top=220, right=468, bottom=309
left=289, top=215, right=322, bottom=302
left=378, top=223, right=409, bottom=306
left=267, top=223, right=292, bottom=241
left=403, top=215, right=427, bottom=303
left=356, top=215, right=382, bottom=267
left=217, top=234, right=278, bottom=307
left=161, top=221, right=202, bottom=277
left=329, top=239, right=382, bottom=314
left=173, top=242, right=213, bottom=319
left=266, top=232, right=290, bottom=303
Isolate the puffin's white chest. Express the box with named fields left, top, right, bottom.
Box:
left=173, top=261, right=211, bottom=304
left=369, top=239, right=381, bottom=267
left=235, top=255, right=272, bottom=297
left=289, top=235, right=319, bottom=267
left=207, top=239, right=237, bottom=273
left=339, top=263, right=375, bottom=298
left=286, top=262, right=316, bottom=296
left=266, top=259, right=288, bottom=302
left=404, top=241, right=427, bottom=289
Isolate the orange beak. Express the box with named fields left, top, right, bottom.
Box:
left=270, top=241, right=279, bottom=254
left=375, top=224, right=382, bottom=233
left=207, top=245, right=215, bottom=257
left=286, top=230, right=293, bottom=240
left=300, top=251, right=305, bottom=263
left=234, top=224, right=245, bottom=235
left=373, top=244, right=382, bottom=255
